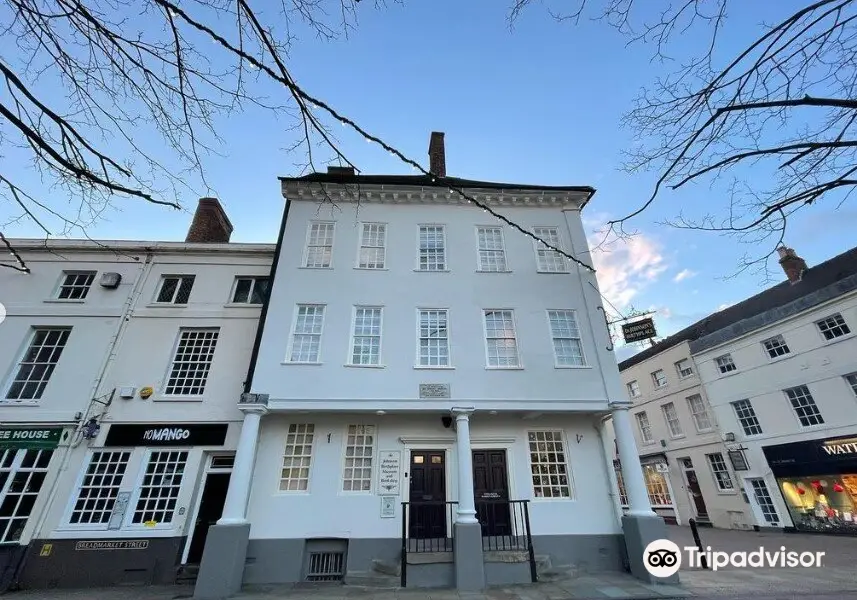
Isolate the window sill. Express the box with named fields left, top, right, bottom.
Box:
left=282, top=361, right=323, bottom=366
left=677, top=374, right=695, bottom=380
left=344, top=364, right=386, bottom=369
left=536, top=270, right=571, bottom=275
left=716, top=489, right=738, bottom=496
left=413, top=365, right=455, bottom=370
left=43, top=299, right=86, bottom=304
left=531, top=496, right=576, bottom=502
left=554, top=364, right=591, bottom=369
left=224, top=303, right=263, bottom=309
left=354, top=267, right=389, bottom=271
left=0, top=400, right=39, bottom=407
left=475, top=270, right=513, bottom=274
left=298, top=266, right=333, bottom=270
left=718, top=370, right=740, bottom=378
left=153, top=396, right=203, bottom=403
left=413, top=269, right=450, bottom=273
left=654, top=385, right=669, bottom=391
left=694, top=428, right=716, bottom=434
left=821, top=332, right=855, bottom=347
left=485, top=366, right=524, bottom=370
left=146, top=303, right=188, bottom=308
left=669, top=435, right=687, bottom=440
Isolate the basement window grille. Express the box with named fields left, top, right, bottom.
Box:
left=305, top=551, right=345, bottom=582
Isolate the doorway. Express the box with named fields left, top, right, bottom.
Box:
left=408, top=450, right=447, bottom=539
left=473, top=450, right=510, bottom=536
left=184, top=455, right=233, bottom=565
left=680, top=458, right=709, bottom=519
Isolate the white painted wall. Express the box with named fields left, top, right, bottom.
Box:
left=693, top=290, right=857, bottom=527
left=247, top=413, right=621, bottom=539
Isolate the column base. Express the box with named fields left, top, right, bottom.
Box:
left=621, top=514, right=679, bottom=585
left=453, top=522, right=485, bottom=591
left=193, top=523, right=251, bottom=600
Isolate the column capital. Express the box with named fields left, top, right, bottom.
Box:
left=608, top=400, right=633, bottom=411
left=451, top=407, right=475, bottom=420
left=239, top=405, right=269, bottom=416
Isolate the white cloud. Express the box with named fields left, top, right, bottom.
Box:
left=589, top=234, right=668, bottom=313
left=717, top=302, right=733, bottom=311
left=673, top=268, right=696, bottom=283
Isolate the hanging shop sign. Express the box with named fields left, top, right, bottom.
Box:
left=621, top=318, right=657, bottom=344
left=0, top=427, right=63, bottom=449
left=104, top=423, right=228, bottom=447
left=728, top=449, right=749, bottom=471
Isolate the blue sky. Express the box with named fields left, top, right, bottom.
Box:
left=2, top=0, right=854, bottom=359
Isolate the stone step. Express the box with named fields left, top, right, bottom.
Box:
left=343, top=571, right=400, bottom=589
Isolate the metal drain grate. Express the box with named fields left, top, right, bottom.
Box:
left=305, top=551, right=345, bottom=582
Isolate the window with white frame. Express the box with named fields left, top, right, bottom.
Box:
left=613, top=462, right=628, bottom=506
left=662, top=402, right=684, bottom=437
left=483, top=310, right=520, bottom=367
left=155, top=275, right=195, bottom=304
left=0, top=448, right=53, bottom=542
left=342, top=425, right=375, bottom=492
left=69, top=451, right=131, bottom=524
left=533, top=226, right=567, bottom=272
left=418, top=225, right=446, bottom=271
left=762, top=334, right=790, bottom=358
left=527, top=431, right=572, bottom=498
left=643, top=464, right=673, bottom=505
left=5, top=328, right=71, bottom=402
left=846, top=373, right=857, bottom=397
left=626, top=380, right=641, bottom=398
left=349, top=307, right=382, bottom=366
left=706, top=452, right=734, bottom=491
left=636, top=411, right=654, bottom=443
left=288, top=305, right=325, bottom=363
left=231, top=277, right=270, bottom=304
left=417, top=309, right=450, bottom=367
left=731, top=399, right=763, bottom=435
left=547, top=310, right=585, bottom=366
left=358, top=223, right=386, bottom=269
left=816, top=313, right=851, bottom=340
left=651, top=369, right=667, bottom=388
left=675, top=359, right=694, bottom=378
left=715, top=353, right=737, bottom=374
left=749, top=478, right=779, bottom=524
left=280, top=424, right=314, bottom=491
left=784, top=385, right=824, bottom=426
left=476, top=227, right=507, bottom=272
left=57, top=271, right=96, bottom=300
left=686, top=394, right=713, bottom=432
left=164, top=328, right=219, bottom=396
left=132, top=451, right=187, bottom=524
left=304, top=222, right=335, bottom=268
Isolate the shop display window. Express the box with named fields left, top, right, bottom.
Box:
left=778, top=474, right=857, bottom=533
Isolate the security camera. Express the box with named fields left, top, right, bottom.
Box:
left=441, top=415, right=453, bottom=429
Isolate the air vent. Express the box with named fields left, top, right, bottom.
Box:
left=100, top=272, right=122, bottom=289
left=306, top=552, right=345, bottom=582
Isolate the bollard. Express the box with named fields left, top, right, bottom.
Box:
left=689, top=518, right=708, bottom=569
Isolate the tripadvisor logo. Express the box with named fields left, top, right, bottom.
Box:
left=643, top=539, right=825, bottom=576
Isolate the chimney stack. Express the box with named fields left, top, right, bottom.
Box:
left=777, top=245, right=808, bottom=284
left=428, top=131, right=446, bottom=178
left=185, top=197, right=233, bottom=244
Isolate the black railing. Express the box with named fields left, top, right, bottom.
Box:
left=476, top=499, right=537, bottom=582
left=400, top=500, right=457, bottom=587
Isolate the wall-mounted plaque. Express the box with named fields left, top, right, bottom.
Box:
left=380, top=496, right=396, bottom=518
left=378, top=451, right=401, bottom=495
left=419, top=383, right=450, bottom=399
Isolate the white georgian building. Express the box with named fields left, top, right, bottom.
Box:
left=194, top=133, right=673, bottom=596
left=691, top=246, right=857, bottom=535
left=0, top=199, right=274, bottom=589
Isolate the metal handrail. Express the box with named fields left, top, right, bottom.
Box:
left=400, top=500, right=458, bottom=587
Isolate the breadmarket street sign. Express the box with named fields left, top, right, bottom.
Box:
left=621, top=318, right=657, bottom=344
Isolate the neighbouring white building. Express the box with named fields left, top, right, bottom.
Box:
left=690, top=246, right=857, bottom=535
left=614, top=341, right=752, bottom=530
left=193, top=133, right=675, bottom=597
left=0, top=200, right=274, bottom=589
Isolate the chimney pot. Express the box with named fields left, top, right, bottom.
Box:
left=185, top=197, right=233, bottom=244
left=777, top=245, right=808, bottom=284
left=428, top=131, right=446, bottom=178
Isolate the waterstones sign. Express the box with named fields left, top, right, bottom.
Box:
left=821, top=438, right=857, bottom=456
left=0, top=427, right=63, bottom=449
left=104, top=423, right=228, bottom=447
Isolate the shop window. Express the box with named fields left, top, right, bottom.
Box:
left=706, top=452, right=735, bottom=492
left=131, top=451, right=188, bottom=525
left=643, top=464, right=673, bottom=506
left=342, top=425, right=375, bottom=492
left=784, top=385, right=824, bottom=427
left=70, top=451, right=131, bottom=525
left=164, top=328, right=219, bottom=396
left=0, top=448, right=53, bottom=542
left=280, top=424, right=314, bottom=491
left=779, top=475, right=857, bottom=533
left=527, top=431, right=572, bottom=498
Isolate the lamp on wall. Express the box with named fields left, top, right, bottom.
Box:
left=724, top=432, right=736, bottom=442
left=81, top=418, right=101, bottom=440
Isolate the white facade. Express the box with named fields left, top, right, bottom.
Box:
left=0, top=238, right=273, bottom=587
left=616, top=341, right=752, bottom=529
left=692, top=289, right=857, bottom=532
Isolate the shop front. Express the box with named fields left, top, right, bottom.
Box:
left=763, top=433, right=857, bottom=535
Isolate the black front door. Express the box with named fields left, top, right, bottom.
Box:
left=473, top=450, right=511, bottom=536
left=186, top=472, right=230, bottom=564
left=408, top=450, right=446, bottom=539
left=681, top=458, right=709, bottom=519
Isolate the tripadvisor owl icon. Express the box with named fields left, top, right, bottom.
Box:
left=643, top=539, right=682, bottom=577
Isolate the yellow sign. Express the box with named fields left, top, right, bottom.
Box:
left=139, top=387, right=154, bottom=399
left=144, top=520, right=157, bottom=528
left=40, top=543, right=53, bottom=557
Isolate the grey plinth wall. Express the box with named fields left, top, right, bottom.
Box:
left=453, top=522, right=485, bottom=591
left=622, top=514, right=679, bottom=585
left=194, top=523, right=251, bottom=600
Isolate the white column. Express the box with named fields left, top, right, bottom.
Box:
left=218, top=406, right=267, bottom=525
left=610, top=402, right=655, bottom=518
left=452, top=408, right=478, bottom=524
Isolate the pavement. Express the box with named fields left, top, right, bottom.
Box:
left=3, top=525, right=857, bottom=599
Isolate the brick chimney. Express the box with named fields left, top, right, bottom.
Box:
left=185, top=197, right=233, bottom=243
left=428, top=131, right=446, bottom=178
left=777, top=245, right=808, bottom=284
